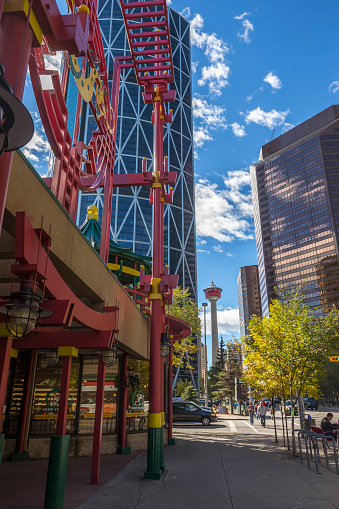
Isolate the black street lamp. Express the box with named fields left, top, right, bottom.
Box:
left=0, top=280, right=52, bottom=339
left=160, top=332, right=170, bottom=358
left=100, top=341, right=118, bottom=367
left=0, top=63, right=34, bottom=156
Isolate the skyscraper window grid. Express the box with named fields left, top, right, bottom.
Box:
left=251, top=106, right=339, bottom=315
left=73, top=0, right=196, bottom=299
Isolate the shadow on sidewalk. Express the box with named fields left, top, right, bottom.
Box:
left=0, top=451, right=141, bottom=509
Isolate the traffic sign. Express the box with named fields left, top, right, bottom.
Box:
left=329, top=356, right=339, bottom=362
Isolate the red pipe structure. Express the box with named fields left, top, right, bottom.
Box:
left=90, top=358, right=106, bottom=484
left=117, top=353, right=131, bottom=455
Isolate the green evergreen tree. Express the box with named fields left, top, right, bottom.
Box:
left=208, top=336, right=226, bottom=395
left=180, top=383, right=199, bottom=403
left=176, top=380, right=188, bottom=397
left=212, top=339, right=243, bottom=410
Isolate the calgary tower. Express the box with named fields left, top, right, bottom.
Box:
left=203, top=281, right=222, bottom=366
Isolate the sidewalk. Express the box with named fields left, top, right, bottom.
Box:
left=76, top=422, right=339, bottom=509
left=0, top=450, right=141, bottom=509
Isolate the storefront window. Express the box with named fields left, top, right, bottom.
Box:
left=126, top=360, right=149, bottom=433
left=30, top=353, right=80, bottom=436
left=78, top=355, right=119, bottom=435
left=3, top=352, right=29, bottom=437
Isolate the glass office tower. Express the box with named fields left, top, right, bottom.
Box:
left=237, top=266, right=262, bottom=337
left=73, top=1, right=196, bottom=299
left=251, top=105, right=339, bottom=314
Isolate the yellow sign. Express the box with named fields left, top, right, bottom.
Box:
left=83, top=413, right=114, bottom=419
left=126, top=412, right=148, bottom=418
left=330, top=356, right=339, bottom=362
left=33, top=414, right=74, bottom=420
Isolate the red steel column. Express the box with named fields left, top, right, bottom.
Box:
left=0, top=338, right=12, bottom=421
left=168, top=336, right=174, bottom=442
left=16, top=350, right=34, bottom=452
left=145, top=94, right=164, bottom=479
left=56, top=356, right=72, bottom=436
left=0, top=14, right=33, bottom=233
left=117, top=352, right=130, bottom=454
left=90, top=357, right=106, bottom=484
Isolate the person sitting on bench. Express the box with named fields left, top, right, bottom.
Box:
left=321, top=412, right=339, bottom=440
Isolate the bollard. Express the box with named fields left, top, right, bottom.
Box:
left=44, top=435, right=70, bottom=509
left=0, top=433, right=4, bottom=465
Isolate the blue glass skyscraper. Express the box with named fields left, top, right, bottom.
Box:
left=74, top=1, right=196, bottom=298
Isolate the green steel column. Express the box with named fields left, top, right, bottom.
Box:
left=44, top=435, right=70, bottom=509
left=160, top=412, right=165, bottom=472
left=144, top=413, right=162, bottom=480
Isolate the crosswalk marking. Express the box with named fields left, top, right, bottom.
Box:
left=227, top=420, right=237, bottom=433
left=242, top=420, right=260, bottom=433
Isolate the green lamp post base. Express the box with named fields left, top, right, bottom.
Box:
left=168, top=438, right=177, bottom=445
left=117, top=445, right=131, bottom=455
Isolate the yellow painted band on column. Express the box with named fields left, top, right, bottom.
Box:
left=0, top=323, right=15, bottom=338
left=10, top=348, right=18, bottom=359
left=152, top=183, right=162, bottom=188
left=4, top=0, right=42, bottom=44
left=58, top=346, right=78, bottom=358
left=161, top=412, right=165, bottom=426
left=148, top=413, right=162, bottom=428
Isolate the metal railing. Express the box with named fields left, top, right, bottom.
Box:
left=292, top=428, right=339, bottom=474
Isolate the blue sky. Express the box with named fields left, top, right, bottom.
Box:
left=21, top=0, right=339, bottom=363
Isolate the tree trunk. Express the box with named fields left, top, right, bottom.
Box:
left=281, top=400, right=286, bottom=448
left=272, top=394, right=278, bottom=443
left=284, top=401, right=290, bottom=450
left=290, top=388, right=294, bottom=431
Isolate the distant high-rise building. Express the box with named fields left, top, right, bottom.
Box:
left=71, top=1, right=197, bottom=299
left=251, top=105, right=339, bottom=314
left=203, top=281, right=222, bottom=366
left=237, top=265, right=262, bottom=337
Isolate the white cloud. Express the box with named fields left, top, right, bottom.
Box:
left=225, top=252, right=237, bottom=257
left=246, top=95, right=253, bottom=102
left=195, top=173, right=253, bottom=243
left=191, top=61, right=199, bottom=73
left=230, top=122, right=246, bottom=137
left=223, top=169, right=253, bottom=218
left=189, top=13, right=230, bottom=95
left=193, top=96, right=227, bottom=127
left=181, top=6, right=189, bottom=17
left=213, top=245, right=223, bottom=253
left=235, top=14, right=254, bottom=44
left=244, top=107, right=290, bottom=129
left=329, top=81, right=339, bottom=94
left=198, top=62, right=230, bottom=96
left=197, top=249, right=210, bottom=254
left=193, top=95, right=227, bottom=148
left=234, top=12, right=250, bottom=20
left=282, top=123, right=295, bottom=133
left=264, top=71, right=282, bottom=90
left=201, top=307, right=240, bottom=334
left=22, top=127, right=50, bottom=165
left=194, top=126, right=213, bottom=148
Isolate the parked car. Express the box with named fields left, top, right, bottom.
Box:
left=304, top=397, right=318, bottom=410
left=285, top=400, right=298, bottom=416
left=173, top=400, right=217, bottom=425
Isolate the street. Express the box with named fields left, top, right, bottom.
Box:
left=76, top=413, right=339, bottom=509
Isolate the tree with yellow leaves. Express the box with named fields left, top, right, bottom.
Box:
left=243, top=286, right=339, bottom=449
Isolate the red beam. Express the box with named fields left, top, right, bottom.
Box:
left=125, top=10, right=166, bottom=19
left=16, top=350, right=34, bottom=453
left=122, top=0, right=164, bottom=8
left=129, top=29, right=167, bottom=38
left=14, top=330, right=114, bottom=350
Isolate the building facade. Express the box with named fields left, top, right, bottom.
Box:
left=251, top=105, right=339, bottom=314
left=72, top=1, right=197, bottom=299
left=237, top=265, right=262, bottom=337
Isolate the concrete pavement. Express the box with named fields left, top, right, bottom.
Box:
left=76, top=415, right=339, bottom=509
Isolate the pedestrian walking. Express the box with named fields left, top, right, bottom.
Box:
left=259, top=401, right=266, bottom=427
left=255, top=403, right=260, bottom=420
left=248, top=403, right=255, bottom=425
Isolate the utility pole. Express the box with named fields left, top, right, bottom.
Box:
left=202, top=303, right=208, bottom=407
